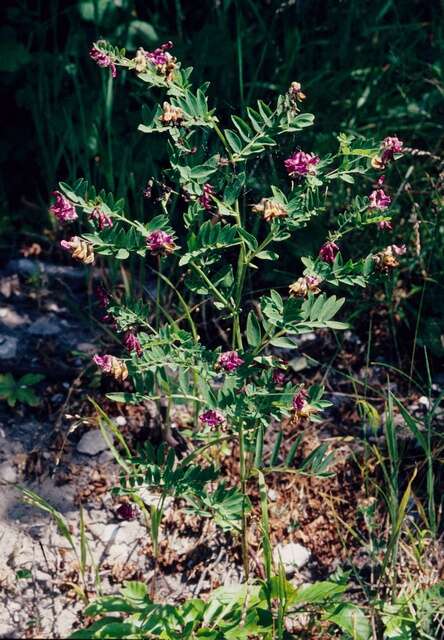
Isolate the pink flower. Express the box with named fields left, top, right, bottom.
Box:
left=123, top=331, right=142, bottom=357
left=89, top=43, right=117, bottom=78
left=284, top=151, right=320, bottom=177
left=292, top=387, right=308, bottom=412
left=381, top=136, right=403, bottom=165
left=217, top=351, right=244, bottom=373
left=391, top=244, right=406, bottom=256
left=199, top=409, right=225, bottom=428
left=377, top=220, right=393, bottom=231
left=93, top=354, right=113, bottom=373
left=146, top=230, right=176, bottom=256
left=145, top=42, right=176, bottom=81
left=319, top=241, right=339, bottom=264
left=95, top=285, right=110, bottom=308
left=199, top=183, right=216, bottom=211
left=90, top=207, right=113, bottom=230
left=146, top=41, right=173, bottom=66
left=369, top=188, right=391, bottom=211
left=49, top=191, right=77, bottom=222
left=272, top=369, right=286, bottom=386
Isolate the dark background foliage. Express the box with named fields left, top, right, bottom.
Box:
left=1, top=0, right=443, bottom=364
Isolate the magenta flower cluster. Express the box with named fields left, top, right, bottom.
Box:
left=146, top=41, right=173, bottom=66
left=217, top=351, right=244, bottom=373
left=319, top=241, right=339, bottom=264
left=199, top=183, right=216, bottom=211
left=146, top=229, right=176, bottom=256
left=292, top=387, right=308, bottom=412
left=49, top=191, right=78, bottom=222
left=90, top=44, right=117, bottom=78
left=199, top=409, right=225, bottom=428
left=381, top=136, right=403, bottom=164
left=284, top=151, right=320, bottom=177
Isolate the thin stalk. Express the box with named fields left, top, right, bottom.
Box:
left=239, top=420, right=249, bottom=580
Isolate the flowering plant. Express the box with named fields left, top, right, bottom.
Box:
left=50, top=39, right=405, bottom=638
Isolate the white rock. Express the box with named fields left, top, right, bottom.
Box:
left=88, top=520, right=144, bottom=546
left=0, top=462, right=17, bottom=483
left=273, top=542, right=310, bottom=574
left=0, top=307, right=29, bottom=328
left=76, top=429, right=111, bottom=456
left=0, top=335, right=18, bottom=359
left=114, top=416, right=127, bottom=427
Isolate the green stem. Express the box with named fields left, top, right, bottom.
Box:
left=239, top=420, right=249, bottom=580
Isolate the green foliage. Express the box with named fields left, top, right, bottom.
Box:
left=0, top=372, right=45, bottom=407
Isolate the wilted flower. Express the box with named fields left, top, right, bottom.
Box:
left=199, top=409, right=225, bottom=428
left=49, top=191, right=78, bottom=222
left=90, top=43, right=117, bottom=78
left=199, top=183, right=216, bottom=211
left=289, top=81, right=306, bottom=102
left=93, top=354, right=128, bottom=381
left=319, top=241, right=339, bottom=264
left=373, top=244, right=406, bottom=270
left=289, top=275, right=321, bottom=297
left=90, top=207, right=113, bottom=230
left=133, top=48, right=148, bottom=73
left=372, top=136, right=403, bottom=169
left=146, top=41, right=177, bottom=80
left=291, top=386, right=318, bottom=423
left=160, top=101, right=184, bottom=126
left=146, top=229, right=176, bottom=256
left=60, top=237, right=94, bottom=264
left=217, top=351, right=244, bottom=373
left=252, top=198, right=288, bottom=222
left=123, top=331, right=143, bottom=357
left=285, top=151, right=320, bottom=177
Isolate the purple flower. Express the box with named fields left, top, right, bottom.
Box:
left=378, top=220, right=393, bottom=231
left=217, top=351, right=244, bottom=373
left=372, top=136, right=403, bottom=169
left=198, top=183, right=216, bottom=211
left=272, top=369, right=286, bottom=386
left=49, top=191, right=78, bottom=222
left=369, top=187, right=391, bottom=211
left=93, top=354, right=112, bottom=372
left=123, top=331, right=143, bottom=357
left=90, top=43, right=117, bottom=78
left=284, top=151, right=320, bottom=177
left=146, top=41, right=173, bottom=66
left=319, top=241, right=339, bottom=264
left=146, top=230, right=176, bottom=256
left=90, top=207, right=113, bottom=230
left=95, top=285, right=110, bottom=308
left=145, top=42, right=176, bottom=81
left=116, top=503, right=137, bottom=521
left=292, top=387, right=308, bottom=412
left=199, top=409, right=225, bottom=428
